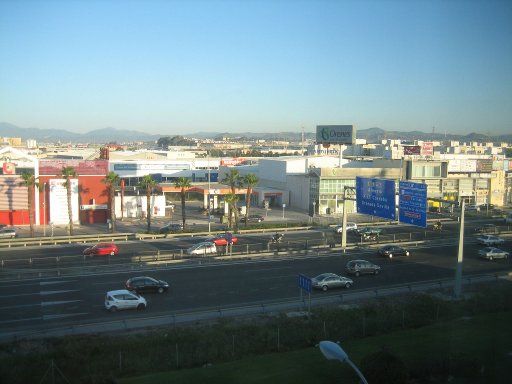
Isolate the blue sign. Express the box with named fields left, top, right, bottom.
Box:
left=356, top=177, right=396, bottom=220
left=399, top=181, right=427, bottom=228
left=298, top=274, right=312, bottom=293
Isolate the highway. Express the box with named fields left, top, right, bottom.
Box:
left=0, top=231, right=510, bottom=337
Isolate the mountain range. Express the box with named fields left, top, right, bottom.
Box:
left=1, top=122, right=511, bottom=144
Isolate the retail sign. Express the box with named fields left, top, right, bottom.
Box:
left=316, top=125, right=356, bottom=145
left=113, top=163, right=191, bottom=171
left=80, top=204, right=108, bottom=210
left=220, top=158, right=245, bottom=166
left=447, top=159, right=477, bottom=173
left=356, top=177, right=396, bottom=220
left=399, top=181, right=427, bottom=228
left=2, top=162, right=15, bottom=175
left=49, top=179, right=79, bottom=225
left=403, top=146, right=421, bottom=155
left=476, top=159, right=492, bottom=173
left=421, top=142, right=433, bottom=156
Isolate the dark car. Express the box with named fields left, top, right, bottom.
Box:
left=479, top=204, right=495, bottom=211
left=159, top=223, right=183, bottom=234
left=345, top=259, right=381, bottom=276
left=125, top=276, right=170, bottom=294
left=474, top=224, right=498, bottom=234
left=378, top=245, right=409, bottom=258
left=240, top=215, right=265, bottom=223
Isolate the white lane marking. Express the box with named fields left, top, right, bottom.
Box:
left=43, top=312, right=88, bottom=320
left=0, top=316, right=43, bottom=325
left=40, top=290, right=78, bottom=296
left=245, top=266, right=294, bottom=272
left=40, top=280, right=76, bottom=286
left=257, top=275, right=296, bottom=280
left=41, top=300, right=82, bottom=307
left=0, top=280, right=73, bottom=288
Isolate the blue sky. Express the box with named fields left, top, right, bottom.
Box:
left=1, top=0, right=511, bottom=135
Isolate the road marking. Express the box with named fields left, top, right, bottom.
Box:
left=41, top=300, right=82, bottom=307
left=0, top=289, right=78, bottom=299
left=245, top=266, right=294, bottom=272
left=40, top=280, right=76, bottom=286
left=43, top=312, right=88, bottom=320
left=40, top=289, right=78, bottom=296
left=0, top=300, right=82, bottom=310
left=257, top=275, right=296, bottom=280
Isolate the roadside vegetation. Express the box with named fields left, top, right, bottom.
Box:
left=1, top=283, right=511, bottom=383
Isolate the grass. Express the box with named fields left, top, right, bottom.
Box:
left=120, top=310, right=512, bottom=384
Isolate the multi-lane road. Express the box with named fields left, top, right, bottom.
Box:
left=0, top=219, right=511, bottom=338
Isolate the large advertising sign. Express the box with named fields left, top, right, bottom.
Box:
left=356, top=177, right=396, bottom=220
left=49, top=179, right=79, bottom=225
left=316, top=125, right=356, bottom=145
left=403, top=146, right=421, bottom=155
left=476, top=159, right=492, bottom=173
left=421, top=142, right=433, bottom=156
left=40, top=160, right=108, bottom=175
left=399, top=181, right=427, bottom=228
left=447, top=159, right=477, bottom=173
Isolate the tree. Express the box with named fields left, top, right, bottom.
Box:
left=138, top=175, right=157, bottom=232
left=61, top=166, right=77, bottom=236
left=222, top=170, right=242, bottom=231
left=174, top=177, right=191, bottom=229
left=224, top=193, right=239, bottom=230
left=242, top=173, right=259, bottom=227
left=360, top=348, right=408, bottom=384
left=102, top=172, right=120, bottom=233
left=19, top=172, right=39, bottom=237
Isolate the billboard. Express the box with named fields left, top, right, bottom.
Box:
left=356, top=177, right=396, bottom=220
left=476, top=159, right=492, bottom=173
left=447, top=159, right=477, bottom=173
left=399, top=181, right=427, bottom=228
left=49, top=178, right=79, bottom=225
left=316, top=125, right=356, bottom=145
left=403, top=146, right=421, bottom=155
left=40, top=160, right=108, bottom=175
left=421, top=142, right=433, bottom=156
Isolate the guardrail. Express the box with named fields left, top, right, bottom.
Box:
left=0, top=233, right=136, bottom=248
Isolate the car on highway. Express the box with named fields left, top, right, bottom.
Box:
left=0, top=228, right=17, bottom=238
left=126, top=276, right=170, bottom=294
left=334, top=222, right=358, bottom=233
left=240, top=215, right=265, bottom=223
left=159, top=223, right=183, bottom=234
left=345, top=259, right=381, bottom=276
left=378, top=245, right=410, bottom=258
left=478, top=247, right=509, bottom=261
left=474, top=224, right=498, bottom=234
left=476, top=235, right=505, bottom=246
left=83, top=242, right=119, bottom=256
left=187, top=241, right=217, bottom=255
left=311, top=273, right=353, bottom=291
left=356, top=227, right=382, bottom=239
left=209, top=234, right=239, bottom=246
left=466, top=205, right=480, bottom=212
left=104, top=289, right=147, bottom=312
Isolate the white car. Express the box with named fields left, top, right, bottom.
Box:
left=334, top=222, right=358, bottom=233
left=476, top=235, right=505, bottom=246
left=104, top=289, right=147, bottom=312
left=0, top=228, right=17, bottom=238
left=187, top=241, right=217, bottom=255
left=478, top=247, right=509, bottom=261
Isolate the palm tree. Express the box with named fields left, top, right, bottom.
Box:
left=174, top=177, right=191, bottom=229
left=19, top=172, right=39, bottom=237
left=61, top=166, right=77, bottom=236
left=138, top=175, right=157, bottom=232
left=224, top=193, right=239, bottom=230
left=222, top=170, right=241, bottom=231
left=242, top=173, right=259, bottom=227
left=102, top=171, right=120, bottom=232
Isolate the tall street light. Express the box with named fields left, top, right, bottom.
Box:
left=319, top=341, right=368, bottom=384
left=43, top=182, right=47, bottom=237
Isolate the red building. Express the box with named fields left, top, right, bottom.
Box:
left=38, top=160, right=110, bottom=225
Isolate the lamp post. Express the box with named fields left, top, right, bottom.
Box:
left=43, top=182, right=47, bottom=237
left=282, top=203, right=286, bottom=219
left=319, top=341, right=368, bottom=384
left=208, top=154, right=211, bottom=233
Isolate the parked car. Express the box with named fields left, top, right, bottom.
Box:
left=474, top=224, right=498, bottom=234
left=334, top=222, right=358, bottom=233
left=0, top=228, right=16, bottom=238
left=311, top=273, right=353, bottom=291
left=345, top=260, right=381, bottom=276
left=209, top=234, right=239, bottom=246
left=478, top=247, right=509, bottom=261
left=104, top=289, right=147, bottom=312
left=378, top=245, right=410, bottom=258
left=159, top=223, right=183, bottom=234
left=476, top=235, right=505, bottom=246
left=240, top=215, right=265, bottom=223
left=126, top=276, right=170, bottom=294
left=187, top=242, right=217, bottom=255
left=83, top=242, right=119, bottom=256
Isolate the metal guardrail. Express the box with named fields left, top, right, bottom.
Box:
left=0, top=233, right=136, bottom=248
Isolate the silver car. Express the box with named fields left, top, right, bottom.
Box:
left=345, top=260, right=381, bottom=276
left=478, top=247, right=509, bottom=261
left=311, top=273, right=353, bottom=291
left=187, top=241, right=217, bottom=255
left=0, top=228, right=16, bottom=238
left=476, top=235, right=505, bottom=246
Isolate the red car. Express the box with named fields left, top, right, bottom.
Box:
left=210, top=234, right=238, bottom=246
left=83, top=242, right=119, bottom=256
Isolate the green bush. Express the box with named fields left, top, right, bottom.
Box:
left=360, top=347, right=408, bottom=384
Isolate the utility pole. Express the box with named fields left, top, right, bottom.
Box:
left=208, top=154, right=211, bottom=233
left=341, top=186, right=356, bottom=252
left=454, top=199, right=465, bottom=298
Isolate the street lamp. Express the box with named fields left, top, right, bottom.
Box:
left=43, top=182, right=47, bottom=237
left=319, top=341, right=368, bottom=384
left=282, top=203, right=286, bottom=219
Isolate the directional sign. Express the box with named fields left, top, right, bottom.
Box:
left=399, top=181, right=427, bottom=228
left=356, top=177, right=396, bottom=220
left=298, top=274, right=312, bottom=293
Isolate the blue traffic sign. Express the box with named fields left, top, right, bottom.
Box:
left=298, top=274, right=312, bottom=293
left=399, top=181, right=427, bottom=228
left=356, top=177, right=396, bottom=220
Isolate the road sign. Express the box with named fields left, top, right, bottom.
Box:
left=298, top=274, right=312, bottom=293
left=356, top=177, right=396, bottom=220
left=399, top=181, right=427, bottom=228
